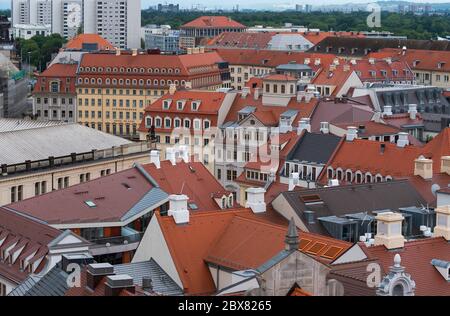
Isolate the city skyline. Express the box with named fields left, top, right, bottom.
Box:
left=1, top=0, right=450, bottom=10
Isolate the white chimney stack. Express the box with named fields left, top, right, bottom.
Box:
left=414, top=155, right=433, bottom=180
left=245, top=187, right=266, bottom=213
left=178, top=145, right=190, bottom=163
left=346, top=126, right=358, bottom=141
left=374, top=212, right=405, bottom=249
left=440, top=156, right=450, bottom=175
left=408, top=104, right=417, bottom=120
left=165, top=148, right=177, bottom=166
left=305, top=92, right=314, bottom=103
left=254, top=88, right=261, bottom=100
left=320, top=122, right=330, bottom=134
left=241, top=87, right=250, bottom=98
left=298, top=118, right=311, bottom=134
left=383, top=106, right=393, bottom=116
left=168, top=195, right=190, bottom=225
left=434, top=205, right=450, bottom=241
left=289, top=172, right=300, bottom=191
left=150, top=150, right=161, bottom=169
left=297, top=91, right=305, bottom=102
left=397, top=132, right=410, bottom=148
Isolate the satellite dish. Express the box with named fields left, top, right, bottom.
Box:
left=431, top=183, right=441, bottom=197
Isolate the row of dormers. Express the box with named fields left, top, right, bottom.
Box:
left=162, top=99, right=201, bottom=111
left=0, top=235, right=45, bottom=274
left=79, top=66, right=182, bottom=75
left=77, top=77, right=188, bottom=87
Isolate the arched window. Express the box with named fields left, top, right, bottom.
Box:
left=174, top=118, right=181, bottom=128
left=346, top=170, right=353, bottom=182
left=327, top=167, right=334, bottom=179
left=204, top=119, right=211, bottom=129
left=154, top=79, right=159, bottom=86
left=355, top=172, right=362, bottom=183
left=91, top=78, right=96, bottom=84
left=393, top=284, right=404, bottom=296
left=164, top=117, right=171, bottom=128
left=365, top=173, right=372, bottom=183
left=336, top=169, right=343, bottom=180
left=184, top=119, right=191, bottom=129
left=155, top=117, right=162, bottom=127
left=145, top=116, right=152, bottom=127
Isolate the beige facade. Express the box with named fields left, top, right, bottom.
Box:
left=0, top=142, right=154, bottom=206
left=230, top=65, right=272, bottom=90
left=413, top=69, right=450, bottom=89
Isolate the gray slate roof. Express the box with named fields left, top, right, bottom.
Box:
left=0, top=123, right=131, bottom=165
left=286, top=132, right=341, bottom=164
left=114, top=259, right=183, bottom=296
left=8, top=265, right=69, bottom=296
left=0, top=119, right=66, bottom=133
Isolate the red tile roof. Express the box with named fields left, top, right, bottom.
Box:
left=382, top=113, right=424, bottom=129
left=353, top=58, right=414, bottom=82
left=264, top=74, right=297, bottom=81
left=7, top=168, right=155, bottom=225
left=312, top=65, right=357, bottom=96
left=157, top=208, right=351, bottom=295
left=182, top=16, right=246, bottom=29
left=207, top=32, right=276, bottom=49
left=138, top=90, right=226, bottom=134
left=302, top=32, right=365, bottom=45
left=224, top=91, right=319, bottom=127
left=370, top=48, right=450, bottom=72
left=33, top=63, right=78, bottom=94
left=333, top=121, right=400, bottom=137
left=79, top=51, right=225, bottom=77
left=214, top=48, right=336, bottom=72
left=142, top=160, right=233, bottom=212
left=319, top=128, right=450, bottom=181
left=0, top=207, right=61, bottom=284
left=407, top=173, right=450, bottom=206
left=65, top=34, right=115, bottom=51
left=361, top=237, right=450, bottom=296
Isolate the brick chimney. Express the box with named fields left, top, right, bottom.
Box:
left=434, top=205, right=450, bottom=241
left=374, top=212, right=405, bottom=249
left=86, top=263, right=115, bottom=291
left=105, top=275, right=135, bottom=296
left=245, top=187, right=266, bottom=213
left=168, top=195, right=190, bottom=224
left=414, top=155, right=433, bottom=180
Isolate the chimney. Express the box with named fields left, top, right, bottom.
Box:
left=350, top=59, right=357, bottom=65
left=304, top=92, right=313, bottom=103
left=440, top=156, right=450, bottom=175
left=333, top=58, right=340, bottom=65
left=61, top=253, right=94, bottom=272
left=289, top=172, right=299, bottom=191
left=414, top=155, right=433, bottom=180
left=150, top=150, right=161, bottom=169
left=433, top=205, right=450, bottom=241
left=346, top=126, right=358, bottom=142
left=402, top=46, right=407, bottom=56
left=199, top=47, right=205, bottom=54
left=408, top=104, right=417, bottom=120
left=245, top=187, right=266, bottom=213
left=380, top=143, right=386, bottom=154
left=285, top=218, right=299, bottom=251
left=296, top=91, right=305, bottom=102
left=168, top=194, right=190, bottom=224
left=105, top=275, right=135, bottom=296
left=369, top=58, right=375, bottom=65
left=178, top=145, right=190, bottom=163
left=374, top=212, right=405, bottom=249
left=320, top=122, right=330, bottom=134
left=169, top=84, right=177, bottom=95
left=297, top=118, right=311, bottom=134
left=241, top=87, right=250, bottom=98
left=86, top=263, right=115, bottom=291
left=142, top=277, right=153, bottom=291
left=383, top=105, right=393, bottom=116
left=132, top=49, right=138, bottom=56
left=396, top=132, right=409, bottom=148
left=254, top=88, right=261, bottom=100
left=165, top=148, right=177, bottom=166
left=187, top=48, right=193, bottom=55
left=343, top=64, right=350, bottom=72
left=115, top=48, right=121, bottom=56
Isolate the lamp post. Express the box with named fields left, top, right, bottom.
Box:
left=27, top=51, right=31, bottom=77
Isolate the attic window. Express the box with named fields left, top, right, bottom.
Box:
left=85, top=200, right=97, bottom=208
left=300, top=194, right=322, bottom=204
left=188, top=203, right=199, bottom=210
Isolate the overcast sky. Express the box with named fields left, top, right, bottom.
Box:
left=1, top=0, right=449, bottom=10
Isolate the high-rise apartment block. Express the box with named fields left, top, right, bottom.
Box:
left=83, top=0, right=141, bottom=49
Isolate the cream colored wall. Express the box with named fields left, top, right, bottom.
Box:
left=0, top=152, right=151, bottom=206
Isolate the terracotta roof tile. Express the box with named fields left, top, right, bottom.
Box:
left=182, top=16, right=246, bottom=29
left=65, top=34, right=115, bottom=51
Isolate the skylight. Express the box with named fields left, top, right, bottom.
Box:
left=188, top=203, right=199, bottom=210
left=85, top=200, right=97, bottom=208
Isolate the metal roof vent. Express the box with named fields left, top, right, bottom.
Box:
left=303, top=210, right=315, bottom=224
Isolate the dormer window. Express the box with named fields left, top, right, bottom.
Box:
left=177, top=100, right=185, bottom=110
left=163, top=100, right=171, bottom=110
left=204, top=120, right=211, bottom=130
left=370, top=71, right=376, bottom=77
left=438, top=62, right=445, bottom=69
left=191, top=101, right=200, bottom=111
left=413, top=60, right=420, bottom=67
